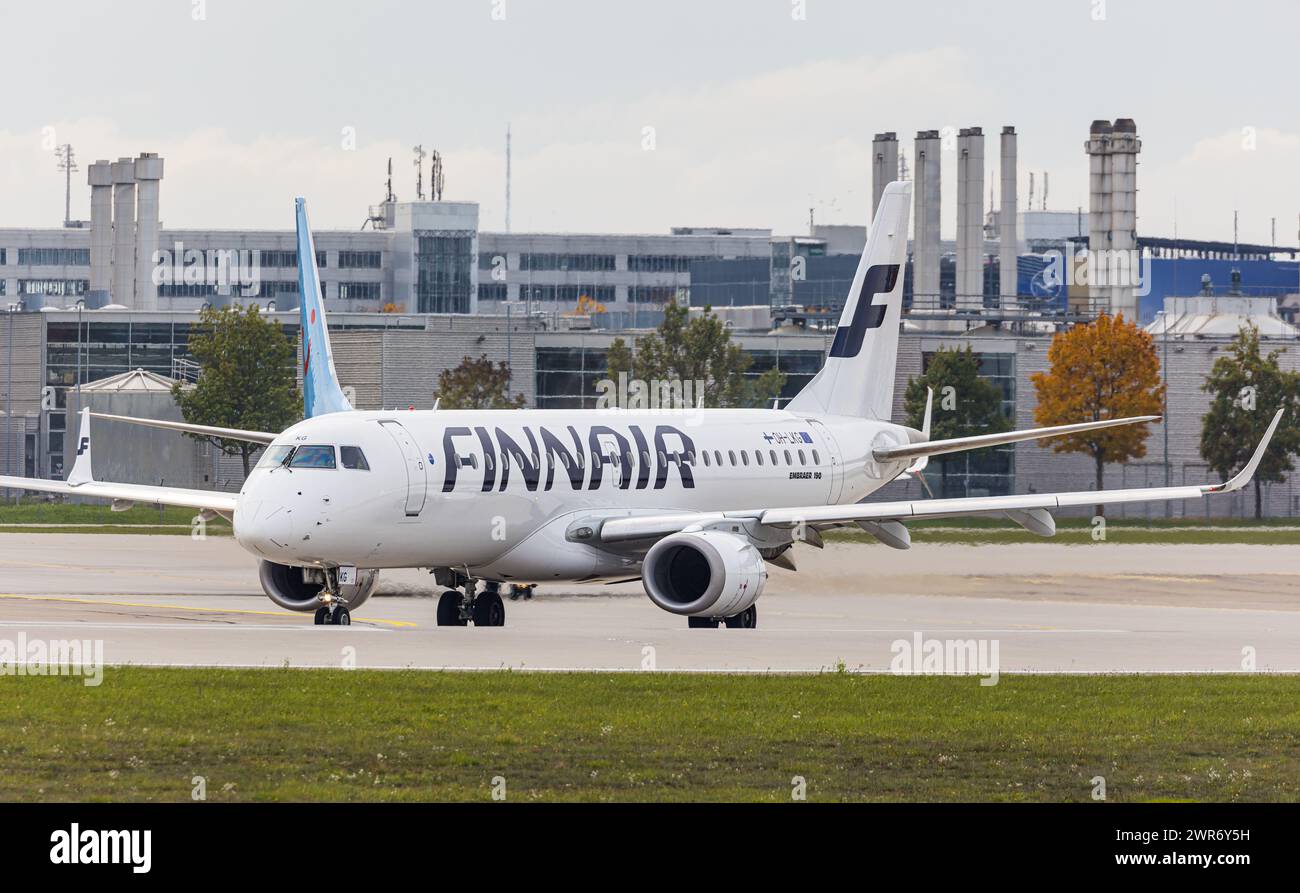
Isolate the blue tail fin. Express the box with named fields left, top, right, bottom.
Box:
left=295, top=198, right=352, bottom=417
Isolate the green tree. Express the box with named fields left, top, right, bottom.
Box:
left=605, top=302, right=785, bottom=408
left=1200, top=324, right=1300, bottom=518
left=173, top=304, right=300, bottom=478
left=437, top=354, right=527, bottom=410
left=903, top=345, right=1011, bottom=493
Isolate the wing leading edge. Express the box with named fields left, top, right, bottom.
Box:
left=597, top=409, right=1284, bottom=543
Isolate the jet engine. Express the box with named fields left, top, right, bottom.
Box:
left=642, top=530, right=767, bottom=617
left=258, top=560, right=379, bottom=612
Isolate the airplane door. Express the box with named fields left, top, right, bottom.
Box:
left=379, top=420, right=427, bottom=516
left=807, top=419, right=844, bottom=503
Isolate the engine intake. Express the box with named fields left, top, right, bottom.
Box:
left=258, top=560, right=379, bottom=612
left=642, top=530, right=767, bottom=617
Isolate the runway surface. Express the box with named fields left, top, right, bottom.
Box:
left=1, top=533, right=1299, bottom=673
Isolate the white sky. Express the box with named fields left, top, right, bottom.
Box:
left=2, top=0, right=1297, bottom=245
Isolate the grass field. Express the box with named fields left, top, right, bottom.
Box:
left=0, top=501, right=231, bottom=535
left=1, top=669, right=1297, bottom=802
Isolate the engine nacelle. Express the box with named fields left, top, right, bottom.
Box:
left=258, top=561, right=379, bottom=612
left=642, top=530, right=767, bottom=617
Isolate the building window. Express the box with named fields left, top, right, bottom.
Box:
left=628, top=255, right=692, bottom=273
left=415, top=232, right=473, bottom=314
left=518, top=253, right=615, bottom=272
left=338, top=250, right=382, bottom=269
left=338, top=282, right=381, bottom=300
left=629, top=286, right=681, bottom=304
left=478, top=283, right=508, bottom=301
left=17, top=248, right=90, bottom=266
left=517, top=284, right=615, bottom=304
left=19, top=279, right=88, bottom=297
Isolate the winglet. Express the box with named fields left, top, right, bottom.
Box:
left=904, top=387, right=933, bottom=475
left=1206, top=408, right=1284, bottom=493
left=66, top=407, right=94, bottom=486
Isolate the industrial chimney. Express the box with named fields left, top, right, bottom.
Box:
left=912, top=130, right=942, bottom=306
left=871, top=132, right=899, bottom=221
left=956, top=127, right=985, bottom=310
left=87, top=160, right=113, bottom=300
left=133, top=153, right=164, bottom=311
left=999, top=127, right=1018, bottom=303
left=110, top=158, right=136, bottom=307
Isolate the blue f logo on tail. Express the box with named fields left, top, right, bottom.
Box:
left=295, top=198, right=353, bottom=418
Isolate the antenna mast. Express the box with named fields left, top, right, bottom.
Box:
left=413, top=145, right=426, bottom=200
left=430, top=150, right=444, bottom=201
left=55, top=144, right=78, bottom=226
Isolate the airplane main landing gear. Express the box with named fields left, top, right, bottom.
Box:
left=435, top=579, right=506, bottom=627
left=687, top=605, right=757, bottom=629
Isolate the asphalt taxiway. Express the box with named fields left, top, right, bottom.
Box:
left=1, top=533, right=1298, bottom=673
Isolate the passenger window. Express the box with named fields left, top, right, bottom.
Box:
left=798, top=449, right=806, bottom=465
left=784, top=449, right=792, bottom=465
left=755, top=451, right=764, bottom=466
left=728, top=450, right=736, bottom=466
left=741, top=452, right=749, bottom=466
left=813, top=449, right=821, bottom=465
left=340, top=446, right=370, bottom=470
left=770, top=449, right=778, bottom=466
left=702, top=451, right=711, bottom=467
left=715, top=450, right=722, bottom=466
left=658, top=450, right=667, bottom=466
left=289, top=445, right=336, bottom=469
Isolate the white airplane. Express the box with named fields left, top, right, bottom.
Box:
left=0, top=185, right=1282, bottom=628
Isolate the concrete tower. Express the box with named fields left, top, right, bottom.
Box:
left=133, top=153, right=164, bottom=311
left=956, top=127, right=985, bottom=309
left=110, top=158, right=136, bottom=307
left=87, top=160, right=114, bottom=299
left=1108, top=119, right=1140, bottom=318
left=999, top=127, right=1018, bottom=303
left=912, top=130, right=942, bottom=304
left=871, top=132, right=899, bottom=221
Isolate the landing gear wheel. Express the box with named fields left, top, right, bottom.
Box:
left=314, top=607, right=329, bottom=625
left=437, top=591, right=467, bottom=626
left=472, top=591, right=506, bottom=627
left=724, top=605, right=758, bottom=629
left=688, top=616, right=720, bottom=629
left=333, top=606, right=351, bottom=626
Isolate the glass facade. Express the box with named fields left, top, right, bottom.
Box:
left=535, top=343, right=828, bottom=409
left=921, top=351, right=1016, bottom=498
left=415, top=232, right=473, bottom=314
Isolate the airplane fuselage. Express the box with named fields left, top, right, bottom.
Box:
left=233, top=407, right=913, bottom=581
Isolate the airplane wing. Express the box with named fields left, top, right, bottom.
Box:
left=874, top=414, right=1160, bottom=464
left=0, top=409, right=239, bottom=516
left=594, top=409, right=1282, bottom=545
left=90, top=412, right=278, bottom=444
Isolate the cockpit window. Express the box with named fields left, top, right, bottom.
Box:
left=258, top=445, right=294, bottom=469
left=340, top=446, right=370, bottom=470
left=288, top=445, right=337, bottom=469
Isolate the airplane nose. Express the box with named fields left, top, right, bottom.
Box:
left=234, top=499, right=293, bottom=556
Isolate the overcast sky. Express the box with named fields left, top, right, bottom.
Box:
left=2, top=0, right=1297, bottom=245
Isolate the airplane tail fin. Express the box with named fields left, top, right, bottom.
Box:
left=786, top=180, right=911, bottom=420
left=295, top=198, right=352, bottom=418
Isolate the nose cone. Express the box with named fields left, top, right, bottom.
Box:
left=234, top=499, right=294, bottom=557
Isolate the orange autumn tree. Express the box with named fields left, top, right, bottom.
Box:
left=1030, top=314, right=1164, bottom=515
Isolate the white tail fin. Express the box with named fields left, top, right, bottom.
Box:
left=787, top=180, right=911, bottom=420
